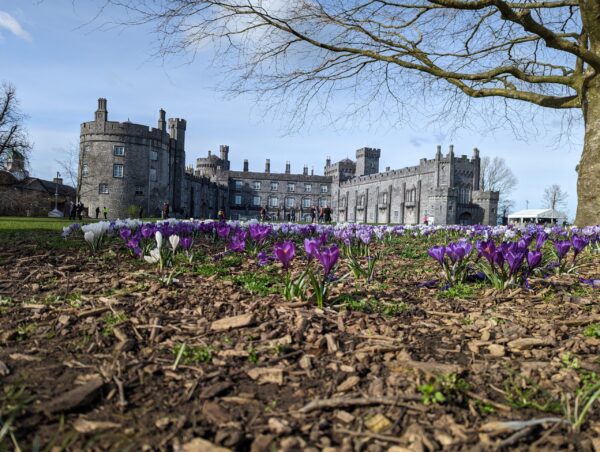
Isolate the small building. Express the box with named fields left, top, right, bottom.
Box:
left=0, top=151, right=76, bottom=216
left=508, top=208, right=567, bottom=226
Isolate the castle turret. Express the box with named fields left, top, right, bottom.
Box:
left=219, top=145, right=230, bottom=170
left=265, top=159, right=270, bottom=173
left=168, top=118, right=187, bottom=212
left=243, top=159, right=249, bottom=172
left=95, top=98, right=107, bottom=122
left=158, top=108, right=166, bottom=132
left=285, top=161, right=291, bottom=174
left=472, top=147, right=481, bottom=190
left=355, top=147, right=380, bottom=177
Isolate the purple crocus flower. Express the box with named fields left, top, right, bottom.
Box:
left=274, top=241, right=295, bottom=269
left=304, top=238, right=320, bottom=261
left=526, top=250, right=543, bottom=270
left=257, top=251, right=271, bottom=267
left=476, top=239, right=496, bottom=265
left=317, top=244, right=340, bottom=276
left=571, top=235, right=589, bottom=257
left=505, top=250, right=525, bottom=276
left=141, top=224, right=155, bottom=239
left=120, top=228, right=132, bottom=241
left=229, top=234, right=246, bottom=252
left=248, top=223, right=271, bottom=244
left=553, top=240, right=571, bottom=260
left=427, top=245, right=446, bottom=266
left=535, top=231, right=548, bottom=251
left=180, top=236, right=193, bottom=250
left=216, top=223, right=231, bottom=239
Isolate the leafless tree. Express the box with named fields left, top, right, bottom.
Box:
left=480, top=156, right=517, bottom=221
left=0, top=82, right=32, bottom=169
left=102, top=0, right=600, bottom=225
left=543, top=183, right=568, bottom=211
left=56, top=142, right=92, bottom=202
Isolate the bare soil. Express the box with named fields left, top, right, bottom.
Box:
left=1, top=231, right=599, bottom=451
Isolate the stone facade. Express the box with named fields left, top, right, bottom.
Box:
left=79, top=99, right=498, bottom=224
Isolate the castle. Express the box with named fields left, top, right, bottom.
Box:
left=79, top=99, right=499, bottom=224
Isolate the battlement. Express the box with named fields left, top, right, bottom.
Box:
left=356, top=147, right=381, bottom=159
left=80, top=120, right=171, bottom=141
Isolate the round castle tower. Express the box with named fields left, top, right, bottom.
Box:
left=79, top=98, right=184, bottom=218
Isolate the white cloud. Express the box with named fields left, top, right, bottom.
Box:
left=0, top=11, right=32, bottom=42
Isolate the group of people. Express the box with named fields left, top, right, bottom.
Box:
left=257, top=205, right=333, bottom=223
left=68, top=201, right=86, bottom=220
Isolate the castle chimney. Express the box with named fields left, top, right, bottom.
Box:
left=385, top=166, right=390, bottom=172
left=325, top=156, right=331, bottom=167
left=303, top=165, right=308, bottom=176
left=265, top=159, right=271, bottom=173
left=208, top=150, right=212, bottom=157
left=473, top=147, right=480, bottom=159
left=158, top=108, right=166, bottom=132
left=436, top=145, right=442, bottom=159
left=285, top=161, right=291, bottom=174
left=311, top=167, right=314, bottom=176
left=449, top=144, right=455, bottom=156
left=243, top=159, right=249, bottom=172
left=53, top=177, right=63, bottom=185
left=95, top=98, right=107, bottom=122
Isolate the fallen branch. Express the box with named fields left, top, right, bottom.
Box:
left=299, top=395, right=424, bottom=414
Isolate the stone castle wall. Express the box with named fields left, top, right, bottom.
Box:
left=79, top=99, right=498, bottom=224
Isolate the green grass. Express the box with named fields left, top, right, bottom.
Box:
left=0, top=217, right=85, bottom=232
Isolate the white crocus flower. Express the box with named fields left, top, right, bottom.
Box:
left=155, top=231, right=163, bottom=249
left=169, top=234, right=180, bottom=252
left=144, top=248, right=161, bottom=264
left=84, top=231, right=95, bottom=245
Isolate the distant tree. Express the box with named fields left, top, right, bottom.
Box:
left=103, top=0, right=600, bottom=225
left=0, top=82, right=32, bottom=169
left=479, top=156, right=517, bottom=222
left=543, top=184, right=568, bottom=211
left=56, top=142, right=92, bottom=202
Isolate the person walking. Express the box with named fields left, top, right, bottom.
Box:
left=318, top=206, right=324, bottom=223
left=138, top=206, right=144, bottom=219
left=310, top=206, right=317, bottom=223
left=77, top=202, right=84, bottom=221
left=95, top=207, right=100, bottom=219
left=103, top=206, right=108, bottom=220
left=218, top=209, right=225, bottom=221
left=324, top=205, right=332, bottom=223
left=260, top=206, right=266, bottom=222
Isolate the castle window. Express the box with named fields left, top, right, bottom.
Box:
left=149, top=167, right=157, bottom=181
left=82, top=164, right=89, bottom=177
left=302, top=198, right=311, bottom=208
left=234, top=180, right=242, bottom=190
left=149, top=150, right=158, bottom=161
left=270, top=182, right=279, bottom=191
left=381, top=192, right=388, bottom=205
left=358, top=195, right=365, bottom=207
left=99, top=183, right=109, bottom=194
left=135, top=186, right=144, bottom=196
left=114, top=145, right=125, bottom=156
left=234, top=194, right=242, bottom=205
left=285, top=197, right=295, bottom=208
left=321, top=185, right=328, bottom=193
left=304, top=183, right=312, bottom=192
left=319, top=198, right=327, bottom=207
left=113, top=164, right=124, bottom=178
left=287, top=183, right=295, bottom=192
left=253, top=181, right=261, bottom=190
left=269, top=196, right=279, bottom=207
left=253, top=196, right=261, bottom=206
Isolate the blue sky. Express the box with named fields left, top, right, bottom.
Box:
left=0, top=0, right=583, bottom=219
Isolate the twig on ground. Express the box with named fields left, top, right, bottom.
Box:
left=299, top=396, right=424, bottom=414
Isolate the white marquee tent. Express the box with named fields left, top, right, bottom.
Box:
left=507, top=208, right=567, bottom=225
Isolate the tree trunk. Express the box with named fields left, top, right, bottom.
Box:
left=576, top=74, right=600, bottom=226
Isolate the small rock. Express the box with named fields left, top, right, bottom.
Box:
left=58, top=315, right=70, bottom=326
left=488, top=344, right=506, bottom=357
left=480, top=329, right=491, bottom=341
left=251, top=434, right=274, bottom=452
left=364, top=413, right=392, bottom=433
left=508, top=337, right=554, bottom=351
left=31, top=283, right=40, bottom=293
left=299, top=355, right=313, bottom=370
